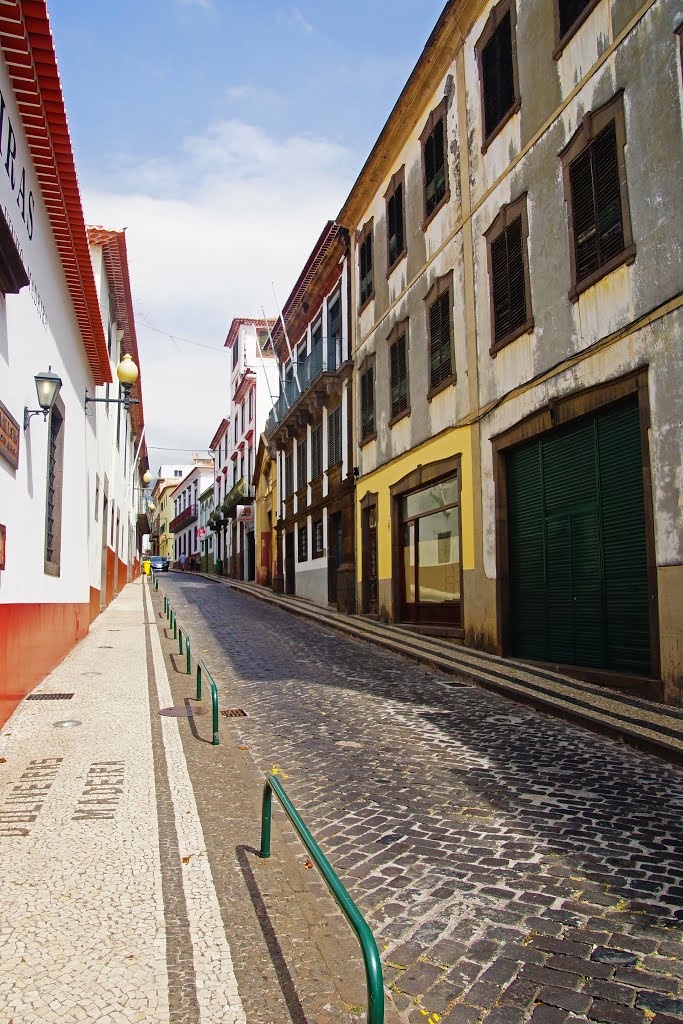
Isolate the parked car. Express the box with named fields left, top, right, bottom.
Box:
left=149, top=555, right=169, bottom=572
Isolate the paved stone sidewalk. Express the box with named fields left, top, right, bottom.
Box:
left=158, top=573, right=683, bottom=1024
left=0, top=581, right=248, bottom=1024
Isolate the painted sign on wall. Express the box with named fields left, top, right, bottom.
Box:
left=0, top=399, right=19, bottom=469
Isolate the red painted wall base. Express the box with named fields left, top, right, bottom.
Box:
left=0, top=601, right=90, bottom=729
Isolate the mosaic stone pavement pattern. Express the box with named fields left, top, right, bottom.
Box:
left=156, top=573, right=683, bottom=1024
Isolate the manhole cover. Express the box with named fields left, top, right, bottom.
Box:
left=27, top=693, right=74, bottom=701
left=53, top=720, right=82, bottom=729
left=158, top=706, right=208, bottom=717
left=220, top=709, right=247, bottom=718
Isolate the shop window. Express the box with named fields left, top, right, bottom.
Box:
left=358, top=220, right=374, bottom=310
left=311, top=423, right=323, bottom=480
left=297, top=438, right=307, bottom=491
left=328, top=405, right=342, bottom=467
left=485, top=193, right=533, bottom=354
left=359, top=355, right=376, bottom=444
left=394, top=467, right=462, bottom=624
left=554, top=0, right=601, bottom=55
left=425, top=274, right=455, bottom=397
left=385, top=167, right=406, bottom=270
left=388, top=323, right=409, bottom=422
left=44, top=398, right=65, bottom=576
left=560, top=91, right=635, bottom=301
left=476, top=0, right=520, bottom=151
left=420, top=100, right=449, bottom=226
left=297, top=523, right=308, bottom=562
left=312, top=519, right=324, bottom=558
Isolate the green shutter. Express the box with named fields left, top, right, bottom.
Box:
left=597, top=400, right=650, bottom=674
left=508, top=441, right=547, bottom=660
left=506, top=396, right=650, bottom=674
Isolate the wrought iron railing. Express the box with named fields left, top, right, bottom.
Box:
left=267, top=342, right=339, bottom=435
left=169, top=503, right=199, bottom=532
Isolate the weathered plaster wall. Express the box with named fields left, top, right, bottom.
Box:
left=353, top=63, right=471, bottom=482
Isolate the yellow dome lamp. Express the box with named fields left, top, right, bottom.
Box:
left=142, top=469, right=152, bottom=485
left=85, top=353, right=140, bottom=413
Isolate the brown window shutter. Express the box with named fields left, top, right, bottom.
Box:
left=482, top=11, right=515, bottom=140
left=491, top=215, right=527, bottom=342
left=429, top=291, right=452, bottom=389
left=593, top=122, right=624, bottom=264
left=570, top=120, right=623, bottom=286
left=390, top=334, right=408, bottom=416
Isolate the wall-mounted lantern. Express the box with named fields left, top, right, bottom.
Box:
left=23, top=367, right=62, bottom=430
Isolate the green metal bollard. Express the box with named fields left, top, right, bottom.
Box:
left=186, top=635, right=191, bottom=676
left=173, top=611, right=177, bottom=640
left=211, top=682, right=219, bottom=745
left=260, top=783, right=272, bottom=858
left=164, top=595, right=167, bottom=614
left=178, top=628, right=183, bottom=655
left=155, top=577, right=159, bottom=592
left=196, top=663, right=202, bottom=701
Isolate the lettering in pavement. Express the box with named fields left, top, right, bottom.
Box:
left=72, top=761, right=125, bottom=821
left=0, top=757, right=63, bottom=837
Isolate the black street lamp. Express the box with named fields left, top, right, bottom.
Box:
left=23, top=367, right=63, bottom=430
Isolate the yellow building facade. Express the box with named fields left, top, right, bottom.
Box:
left=253, top=434, right=277, bottom=587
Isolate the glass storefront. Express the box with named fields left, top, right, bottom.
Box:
left=398, top=474, right=460, bottom=624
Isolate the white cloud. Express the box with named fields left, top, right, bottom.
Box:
left=82, top=119, right=353, bottom=466
left=291, top=6, right=315, bottom=33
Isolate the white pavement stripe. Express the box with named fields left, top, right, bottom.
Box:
left=147, top=583, right=247, bottom=1024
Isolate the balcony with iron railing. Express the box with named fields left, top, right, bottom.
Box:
left=267, top=340, right=349, bottom=438
left=169, top=503, right=199, bottom=533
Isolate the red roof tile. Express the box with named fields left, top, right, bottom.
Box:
left=0, top=2, right=110, bottom=384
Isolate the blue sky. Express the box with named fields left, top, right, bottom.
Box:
left=48, top=0, right=446, bottom=462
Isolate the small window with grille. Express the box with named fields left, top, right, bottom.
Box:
left=297, top=438, right=307, bottom=491
left=312, top=519, right=324, bottom=558
left=420, top=100, right=449, bottom=226
left=560, top=91, right=635, bottom=301
left=311, top=423, right=323, bottom=480
left=388, top=324, right=409, bottom=423
left=358, top=220, right=374, bottom=310
left=385, top=167, right=406, bottom=271
left=328, top=405, right=342, bottom=467
left=425, top=276, right=455, bottom=397
left=297, top=523, right=308, bottom=562
left=359, top=356, right=376, bottom=443
left=44, top=398, right=65, bottom=576
left=476, top=0, right=520, bottom=152
left=485, top=193, right=533, bottom=354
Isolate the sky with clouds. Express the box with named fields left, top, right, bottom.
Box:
left=48, top=0, right=445, bottom=466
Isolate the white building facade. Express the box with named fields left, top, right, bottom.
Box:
left=0, top=6, right=147, bottom=726
left=170, top=461, right=213, bottom=567
left=217, top=319, right=278, bottom=580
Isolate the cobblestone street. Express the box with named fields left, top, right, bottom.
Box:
left=161, top=573, right=683, bottom=1024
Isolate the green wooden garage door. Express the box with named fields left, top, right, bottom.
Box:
left=507, top=397, right=650, bottom=675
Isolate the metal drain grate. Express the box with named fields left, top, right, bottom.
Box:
left=220, top=709, right=247, bottom=718
left=27, top=693, right=74, bottom=701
